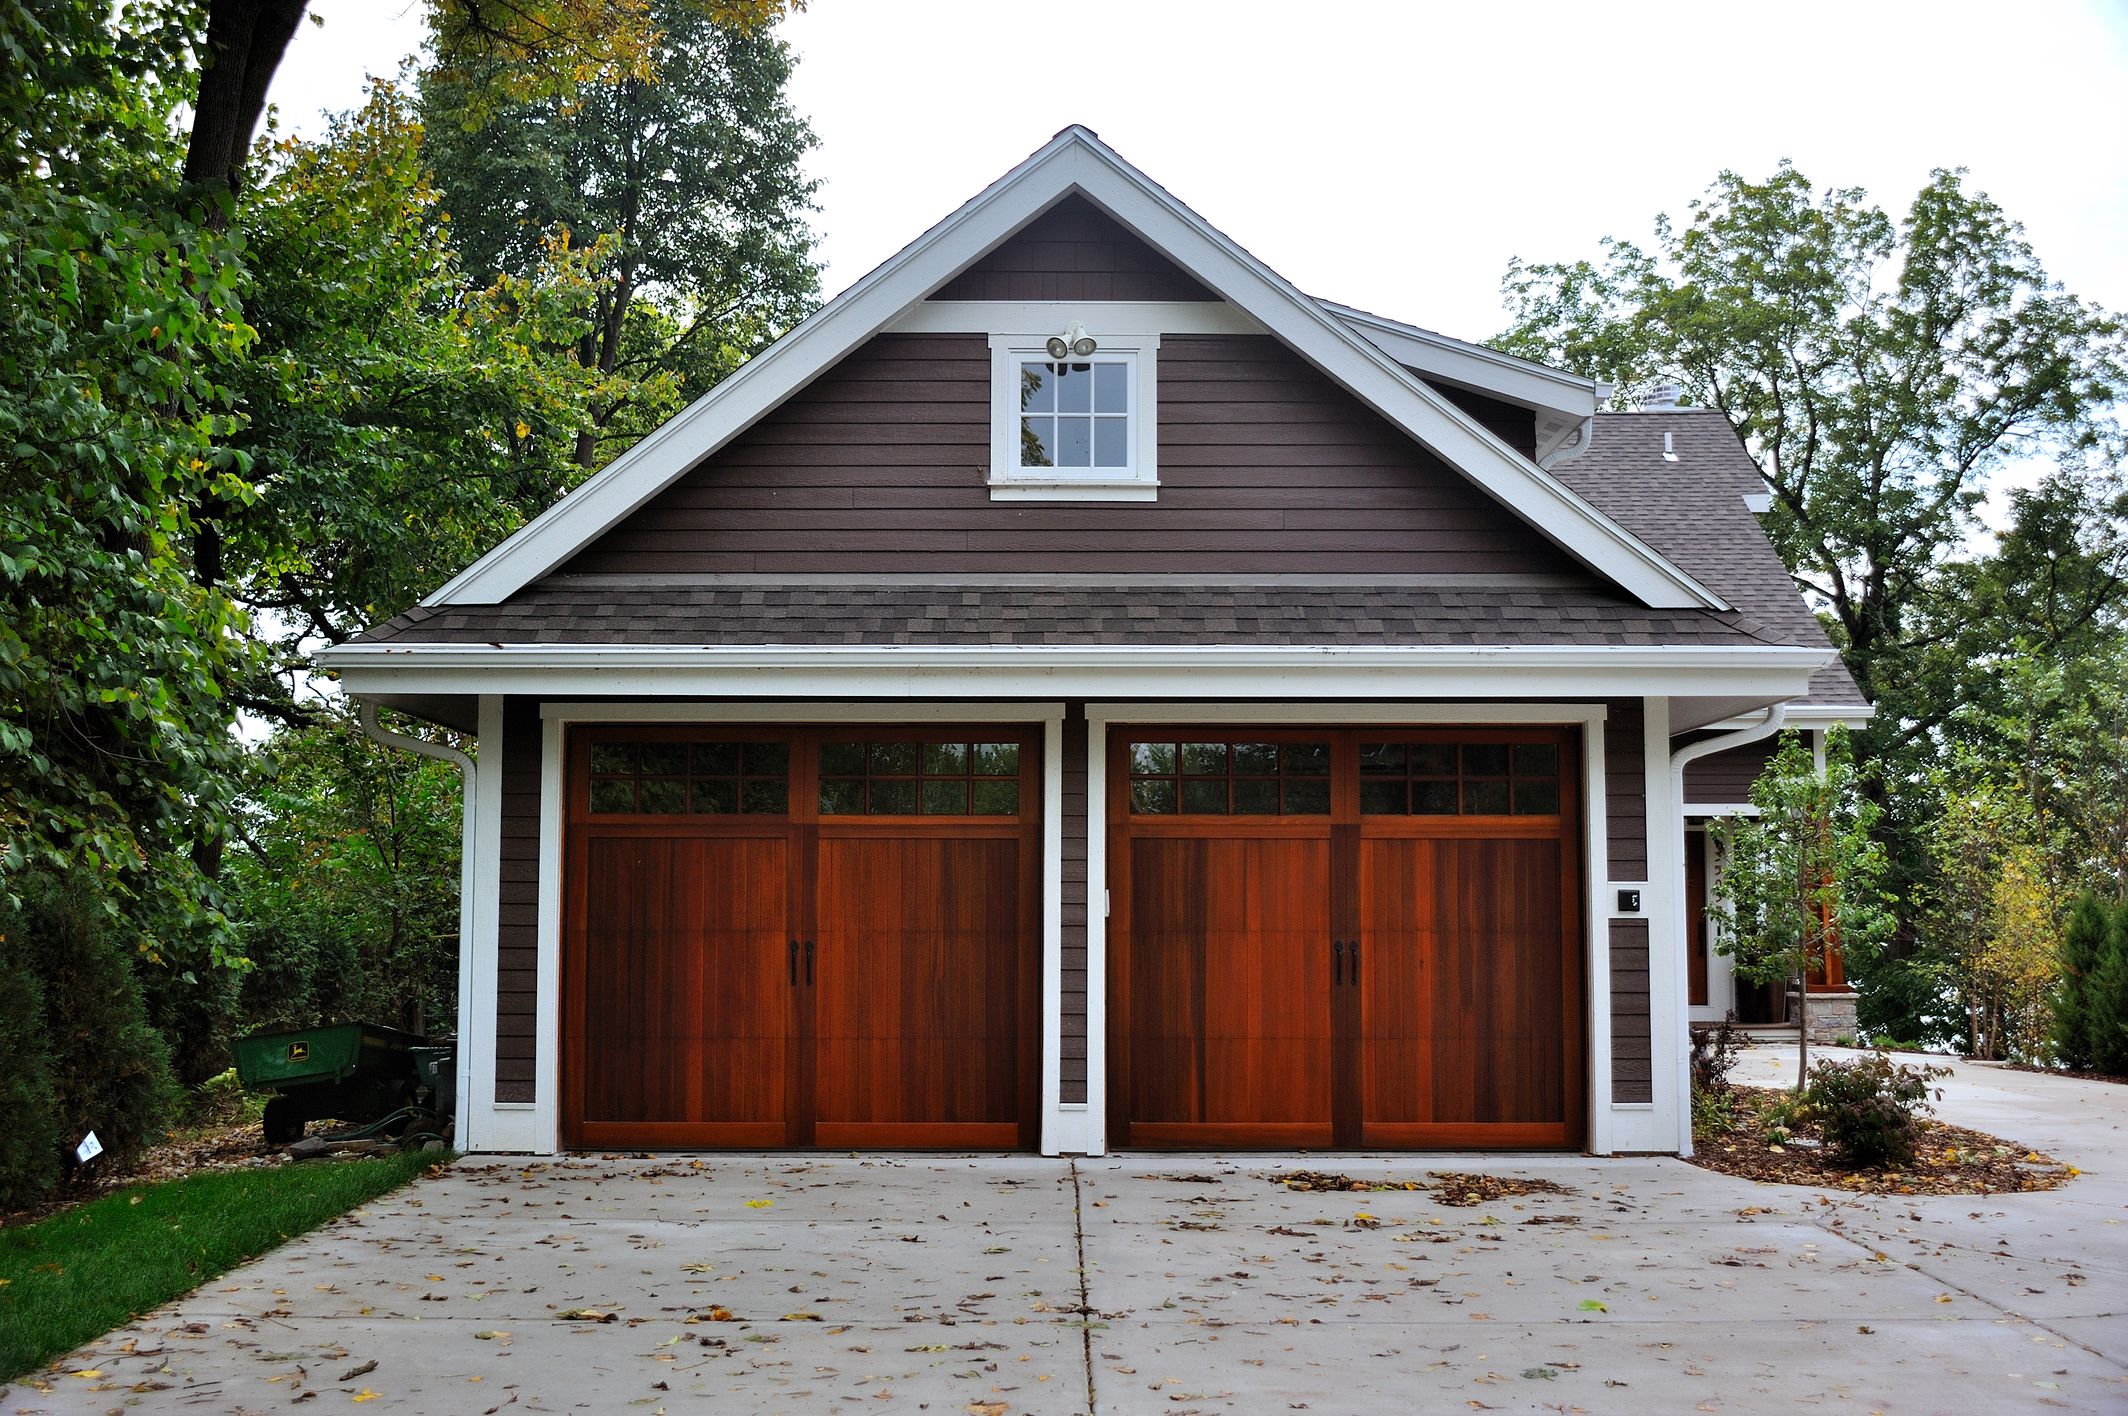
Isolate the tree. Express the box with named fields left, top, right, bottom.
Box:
left=1498, top=164, right=2124, bottom=728
left=2054, top=892, right=2113, bottom=1069
left=1, top=1, right=259, bottom=934
left=222, top=79, right=635, bottom=675
left=420, top=0, right=819, bottom=468
left=1711, top=730, right=1897, bottom=1087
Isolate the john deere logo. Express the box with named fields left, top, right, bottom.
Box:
left=287, top=1041, right=310, bottom=1062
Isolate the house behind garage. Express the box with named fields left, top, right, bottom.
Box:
left=319, top=127, right=1869, bottom=1158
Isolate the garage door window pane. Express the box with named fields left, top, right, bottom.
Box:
left=1232, top=778, right=1280, bottom=814
left=589, top=777, right=636, bottom=813
left=819, top=778, right=865, bottom=815
left=1180, top=742, right=1228, bottom=775
left=1413, top=779, right=1459, bottom=814
left=1283, top=779, right=1331, bottom=813
left=1131, top=779, right=1176, bottom=814
left=742, top=742, right=788, bottom=776
left=923, top=741, right=967, bottom=774
left=972, top=780, right=1020, bottom=815
left=639, top=778, right=688, bottom=813
left=1463, top=744, right=1511, bottom=777
left=639, top=743, right=688, bottom=777
left=869, top=742, right=919, bottom=775
left=820, top=741, right=867, bottom=775
left=1360, top=779, right=1407, bottom=814
left=922, top=779, right=968, bottom=815
left=1463, top=779, right=1512, bottom=815
left=1182, top=778, right=1229, bottom=814
left=741, top=779, right=788, bottom=815
left=973, top=742, right=1020, bottom=775
left=1514, top=777, right=1561, bottom=815
left=589, top=743, right=635, bottom=775
left=1282, top=743, right=1330, bottom=775
left=692, top=778, right=739, bottom=814
left=870, top=779, right=918, bottom=814
left=1130, top=742, right=1175, bottom=775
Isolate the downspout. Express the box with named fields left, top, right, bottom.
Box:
left=1666, top=702, right=1789, bottom=1156
left=357, top=700, right=478, bottom=1150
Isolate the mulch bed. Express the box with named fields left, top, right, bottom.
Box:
left=1687, top=1085, right=2075, bottom=1195
left=1272, top=1170, right=1575, bottom=1205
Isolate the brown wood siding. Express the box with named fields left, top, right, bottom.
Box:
left=1603, top=698, right=1651, bottom=1103
left=934, top=194, right=1216, bottom=302
left=1431, top=384, right=1538, bottom=461
left=1683, top=736, right=1777, bottom=804
left=562, top=333, right=1589, bottom=580
left=1060, top=704, right=1088, bottom=1102
left=496, top=697, right=543, bottom=1102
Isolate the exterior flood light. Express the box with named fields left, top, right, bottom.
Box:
left=1047, top=322, right=1097, bottom=359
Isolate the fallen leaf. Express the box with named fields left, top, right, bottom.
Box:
left=70, top=1369, right=102, bottom=1379
left=352, top=1390, right=379, bottom=1404
left=472, top=1331, right=510, bottom=1341
left=339, top=1361, right=377, bottom=1381
left=780, top=1312, right=822, bottom=1322
left=746, top=1199, right=774, bottom=1210
left=1578, top=1299, right=1608, bottom=1313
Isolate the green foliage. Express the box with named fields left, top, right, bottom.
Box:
left=0, top=930, right=62, bottom=1209
left=223, top=79, right=631, bottom=663
left=226, top=709, right=464, bottom=1034
left=0, top=876, right=178, bottom=1188
left=0, top=1148, right=449, bottom=1380
left=420, top=0, right=818, bottom=466
left=2050, top=892, right=2113, bottom=1070
left=1801, top=1054, right=1947, bottom=1168
left=1712, top=729, right=1897, bottom=1085
left=2079, top=899, right=2128, bottom=1076
left=1924, top=776, right=2064, bottom=1060
left=0, top=0, right=260, bottom=934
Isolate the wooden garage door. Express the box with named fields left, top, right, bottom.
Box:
left=562, top=726, right=1041, bottom=1150
left=1108, top=728, right=1584, bottom=1150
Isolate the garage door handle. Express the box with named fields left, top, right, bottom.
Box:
left=789, top=939, right=798, bottom=985
left=804, top=939, right=815, bottom=985
left=1349, top=939, right=1359, bottom=985
left=1333, top=938, right=1344, bottom=985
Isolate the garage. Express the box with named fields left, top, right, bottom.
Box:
left=1106, top=728, right=1585, bottom=1150
left=561, top=726, right=1042, bottom=1150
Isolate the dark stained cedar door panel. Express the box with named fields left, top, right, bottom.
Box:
left=933, top=194, right=1217, bottom=302
left=560, top=333, right=1585, bottom=580
left=1108, top=728, right=1584, bottom=1151
left=562, top=725, right=1041, bottom=1151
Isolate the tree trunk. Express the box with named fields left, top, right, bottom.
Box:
left=183, top=0, right=310, bottom=218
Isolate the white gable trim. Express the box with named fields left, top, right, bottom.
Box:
left=427, top=128, right=1723, bottom=611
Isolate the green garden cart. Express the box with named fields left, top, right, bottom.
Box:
left=234, top=1022, right=449, bottom=1147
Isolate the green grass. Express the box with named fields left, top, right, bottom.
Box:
left=0, top=1151, right=449, bottom=1381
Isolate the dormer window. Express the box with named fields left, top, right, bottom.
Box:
left=988, top=332, right=1158, bottom=500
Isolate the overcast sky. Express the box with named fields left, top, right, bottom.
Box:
left=271, top=0, right=2128, bottom=345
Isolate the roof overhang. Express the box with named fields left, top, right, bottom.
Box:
left=421, top=127, right=1724, bottom=614
left=324, top=641, right=1829, bottom=704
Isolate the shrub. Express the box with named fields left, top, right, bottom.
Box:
left=1, top=877, right=178, bottom=1184
left=2051, top=892, right=2112, bottom=1069
left=2088, top=900, right=2128, bottom=1077
left=0, top=932, right=62, bottom=1209
left=1689, top=1014, right=1744, bottom=1094
left=1803, top=1054, right=1947, bottom=1168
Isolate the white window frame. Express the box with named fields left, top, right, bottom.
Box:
left=987, top=332, right=1159, bottom=501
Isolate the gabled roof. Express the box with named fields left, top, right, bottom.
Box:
left=1556, top=410, right=1869, bottom=712
left=425, top=127, right=1723, bottom=611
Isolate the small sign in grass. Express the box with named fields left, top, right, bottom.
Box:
left=0, top=1150, right=450, bottom=1381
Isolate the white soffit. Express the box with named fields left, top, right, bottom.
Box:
left=425, top=127, right=1722, bottom=612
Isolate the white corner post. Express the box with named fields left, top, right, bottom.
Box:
left=1668, top=703, right=1789, bottom=1156
left=356, top=698, right=494, bottom=1152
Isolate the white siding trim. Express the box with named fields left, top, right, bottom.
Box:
left=458, top=696, right=505, bottom=1152
left=1582, top=715, right=1613, bottom=1156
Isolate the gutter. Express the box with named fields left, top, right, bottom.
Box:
left=1666, top=703, right=1790, bottom=1157
left=356, top=701, right=479, bottom=1151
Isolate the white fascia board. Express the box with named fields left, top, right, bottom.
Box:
left=1699, top=702, right=1876, bottom=730
left=1321, top=300, right=1599, bottom=422
left=426, top=127, right=1723, bottom=612
left=322, top=642, right=1828, bottom=702
left=892, top=300, right=1260, bottom=336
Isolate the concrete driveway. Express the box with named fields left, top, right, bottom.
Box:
left=14, top=1049, right=2125, bottom=1414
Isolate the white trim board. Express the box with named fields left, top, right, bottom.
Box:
left=324, top=642, right=1831, bottom=706
left=1082, top=700, right=1612, bottom=1157
left=418, top=128, right=1723, bottom=612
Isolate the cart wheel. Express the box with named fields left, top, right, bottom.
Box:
left=263, top=1097, right=305, bottom=1147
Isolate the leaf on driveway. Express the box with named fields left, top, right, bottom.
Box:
left=779, top=1312, right=821, bottom=1322
left=338, top=1361, right=377, bottom=1381
left=556, top=1308, right=619, bottom=1322
left=352, top=1390, right=379, bottom=1404
left=472, top=1331, right=510, bottom=1341
left=1578, top=1299, right=1608, bottom=1312
left=745, top=1199, right=774, bottom=1209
